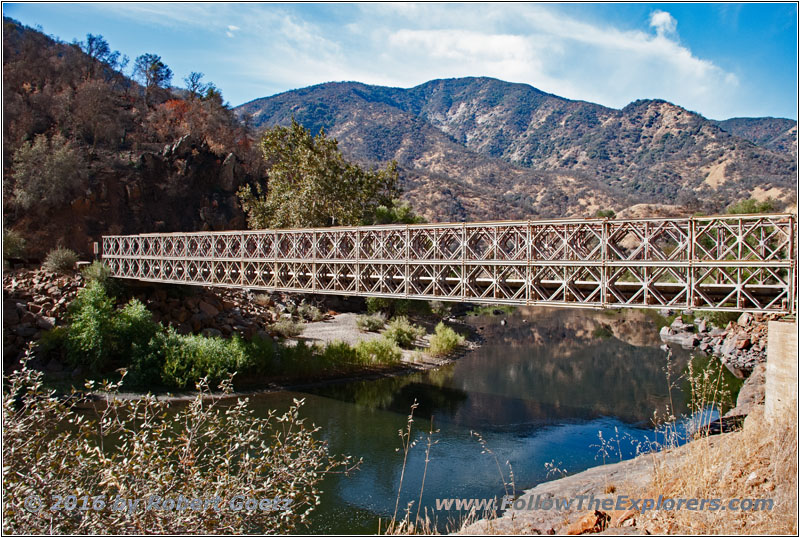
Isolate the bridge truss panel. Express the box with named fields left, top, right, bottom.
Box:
left=101, top=214, right=797, bottom=313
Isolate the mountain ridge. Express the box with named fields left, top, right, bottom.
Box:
left=236, top=78, right=796, bottom=221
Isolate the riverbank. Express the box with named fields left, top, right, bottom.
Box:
left=100, top=313, right=476, bottom=403
left=3, top=266, right=479, bottom=396
left=459, top=365, right=796, bottom=535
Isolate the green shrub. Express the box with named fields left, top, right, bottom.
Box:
left=159, top=329, right=249, bottom=389
left=383, top=316, right=426, bottom=348
left=43, top=247, right=79, bottom=273
left=592, top=325, right=614, bottom=339
left=11, top=133, right=87, bottom=211
left=81, top=260, right=111, bottom=284
left=594, top=209, right=616, bottom=218
left=243, top=333, right=278, bottom=372
left=428, top=322, right=465, bottom=357
left=354, top=337, right=402, bottom=365
left=37, top=326, right=68, bottom=357
left=64, top=281, right=116, bottom=371
left=365, top=296, right=393, bottom=314
left=356, top=312, right=386, bottom=332
left=3, top=229, right=26, bottom=260
left=298, top=302, right=326, bottom=322
left=726, top=198, right=775, bottom=215
left=466, top=304, right=516, bottom=316
left=320, top=340, right=359, bottom=365
left=429, top=300, right=452, bottom=318
left=270, top=318, right=305, bottom=339
left=365, top=297, right=431, bottom=316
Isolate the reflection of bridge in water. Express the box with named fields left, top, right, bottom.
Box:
left=102, top=214, right=796, bottom=314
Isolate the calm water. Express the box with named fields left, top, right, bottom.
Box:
left=243, top=307, right=701, bottom=534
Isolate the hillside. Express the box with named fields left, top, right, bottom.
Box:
left=236, top=81, right=626, bottom=221
left=237, top=78, right=797, bottom=219
left=2, top=17, right=263, bottom=258
left=714, top=117, right=798, bottom=157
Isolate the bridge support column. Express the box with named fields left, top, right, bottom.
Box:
left=765, top=320, right=798, bottom=423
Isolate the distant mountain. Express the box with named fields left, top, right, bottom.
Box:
left=237, top=78, right=797, bottom=221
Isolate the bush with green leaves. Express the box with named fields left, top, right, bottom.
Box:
left=158, top=329, right=250, bottom=389
left=81, top=260, right=111, bottom=284
left=64, top=281, right=117, bottom=371
left=354, top=336, right=402, bottom=365
left=3, top=229, right=26, bottom=261
left=368, top=199, right=425, bottom=225
left=383, top=316, right=426, bottom=349
left=356, top=312, right=386, bottom=332
left=271, top=318, right=305, bottom=339
left=428, top=322, right=465, bottom=357
left=726, top=198, right=775, bottom=215
left=297, top=302, right=326, bottom=322
left=43, top=247, right=79, bottom=273
left=365, top=297, right=431, bottom=317
left=594, top=209, right=616, bottom=218
left=3, top=359, right=357, bottom=534
left=62, top=283, right=160, bottom=374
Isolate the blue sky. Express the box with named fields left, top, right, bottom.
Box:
left=4, top=2, right=797, bottom=120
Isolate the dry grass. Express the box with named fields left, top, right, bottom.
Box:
left=637, top=405, right=797, bottom=534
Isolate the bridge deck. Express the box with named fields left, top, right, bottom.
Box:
left=102, top=214, right=796, bottom=313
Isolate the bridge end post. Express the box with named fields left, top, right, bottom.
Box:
left=765, top=319, right=798, bottom=423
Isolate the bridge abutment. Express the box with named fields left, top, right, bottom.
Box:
left=765, top=320, right=798, bottom=422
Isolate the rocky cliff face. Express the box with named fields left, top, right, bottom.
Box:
left=8, top=134, right=250, bottom=259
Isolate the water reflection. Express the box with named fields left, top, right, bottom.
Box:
left=244, top=307, right=700, bottom=534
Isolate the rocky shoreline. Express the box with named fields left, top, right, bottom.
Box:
left=658, top=311, right=776, bottom=378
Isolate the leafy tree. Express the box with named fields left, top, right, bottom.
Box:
left=369, top=199, right=425, bottom=225
left=726, top=198, right=776, bottom=215
left=594, top=209, right=616, bottom=219
left=132, top=53, right=172, bottom=105
left=11, top=133, right=86, bottom=211
left=238, top=119, right=400, bottom=228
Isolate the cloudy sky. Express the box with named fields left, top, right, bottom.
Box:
left=4, top=2, right=797, bottom=120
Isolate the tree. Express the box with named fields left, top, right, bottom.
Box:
left=78, top=34, right=128, bottom=79
left=183, top=71, right=206, bottom=101
left=132, top=53, right=172, bottom=105
left=11, top=133, right=87, bottom=211
left=726, top=197, right=776, bottom=215
left=238, top=119, right=400, bottom=229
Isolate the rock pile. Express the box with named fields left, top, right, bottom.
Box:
left=659, top=312, right=778, bottom=378
left=133, top=286, right=281, bottom=340
left=3, top=269, right=84, bottom=361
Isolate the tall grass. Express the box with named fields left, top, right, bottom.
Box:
left=638, top=406, right=797, bottom=534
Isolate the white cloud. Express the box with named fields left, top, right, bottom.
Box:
left=93, top=3, right=746, bottom=118
left=649, top=10, right=677, bottom=37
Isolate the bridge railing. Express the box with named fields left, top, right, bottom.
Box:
left=102, top=213, right=796, bottom=313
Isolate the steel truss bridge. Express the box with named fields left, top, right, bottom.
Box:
left=102, top=214, right=797, bottom=314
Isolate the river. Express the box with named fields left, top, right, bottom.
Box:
left=240, top=306, right=730, bottom=534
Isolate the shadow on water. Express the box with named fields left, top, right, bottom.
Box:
left=243, top=307, right=714, bottom=534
